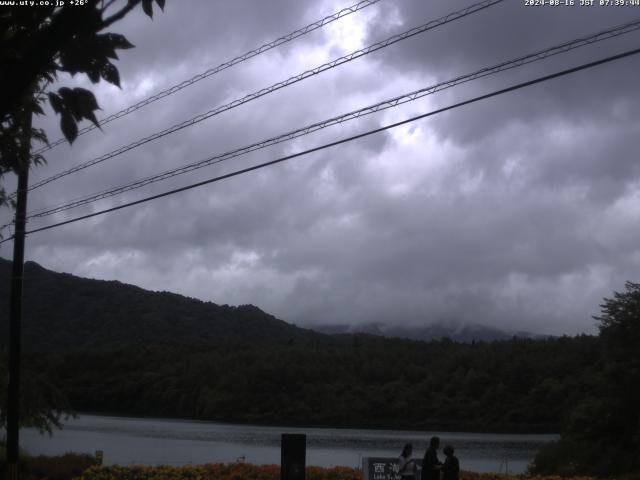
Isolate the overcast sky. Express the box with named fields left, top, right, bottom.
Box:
left=2, top=0, right=639, bottom=335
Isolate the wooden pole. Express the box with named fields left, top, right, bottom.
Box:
left=6, top=110, right=32, bottom=480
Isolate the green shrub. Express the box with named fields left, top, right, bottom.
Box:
left=0, top=445, right=97, bottom=480
left=529, top=439, right=638, bottom=477
left=24, top=453, right=98, bottom=480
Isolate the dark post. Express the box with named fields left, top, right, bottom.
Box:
left=6, top=111, right=32, bottom=480
left=281, top=433, right=306, bottom=480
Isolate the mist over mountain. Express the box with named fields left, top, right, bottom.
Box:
left=306, top=321, right=547, bottom=343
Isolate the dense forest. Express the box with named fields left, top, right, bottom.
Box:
left=1, top=259, right=638, bottom=475
left=27, top=335, right=600, bottom=432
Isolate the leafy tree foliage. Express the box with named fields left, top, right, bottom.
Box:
left=0, top=358, right=70, bottom=434
left=0, top=0, right=166, bottom=432
left=530, top=282, right=640, bottom=476
left=0, top=0, right=165, bottom=210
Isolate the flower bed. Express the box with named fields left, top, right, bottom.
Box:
left=74, top=463, right=601, bottom=480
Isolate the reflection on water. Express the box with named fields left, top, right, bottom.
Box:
left=20, top=414, right=557, bottom=473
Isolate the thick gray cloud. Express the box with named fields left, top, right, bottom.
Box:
left=2, top=0, right=640, bottom=336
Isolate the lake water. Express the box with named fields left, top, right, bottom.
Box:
left=19, top=414, right=557, bottom=474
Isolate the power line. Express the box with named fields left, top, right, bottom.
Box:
left=26, top=18, right=640, bottom=219
left=32, top=0, right=383, bottom=156
left=24, top=0, right=504, bottom=194
left=3, top=46, right=636, bottom=244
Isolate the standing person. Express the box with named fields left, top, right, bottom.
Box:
left=421, top=436, right=442, bottom=480
left=399, top=443, right=416, bottom=480
left=442, top=445, right=460, bottom=480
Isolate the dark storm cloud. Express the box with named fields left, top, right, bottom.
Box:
left=107, top=0, right=315, bottom=79
left=369, top=0, right=637, bottom=78
left=367, top=0, right=640, bottom=143
left=2, top=0, right=639, bottom=336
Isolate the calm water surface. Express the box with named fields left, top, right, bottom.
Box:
left=20, top=414, right=557, bottom=473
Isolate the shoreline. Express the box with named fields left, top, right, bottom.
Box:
left=21, top=416, right=549, bottom=474
left=70, top=411, right=559, bottom=436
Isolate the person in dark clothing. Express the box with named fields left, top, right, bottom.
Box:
left=421, top=436, right=442, bottom=480
left=442, top=445, right=459, bottom=480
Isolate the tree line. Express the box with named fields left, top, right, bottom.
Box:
left=19, top=334, right=600, bottom=433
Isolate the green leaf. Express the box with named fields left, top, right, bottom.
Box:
left=102, top=45, right=119, bottom=61
left=100, top=63, right=120, bottom=88
left=47, top=92, right=63, bottom=114
left=155, top=0, right=165, bottom=10
left=66, top=88, right=101, bottom=128
left=60, top=112, right=78, bottom=144
left=84, top=110, right=100, bottom=129
left=31, top=127, right=49, bottom=146
left=142, top=0, right=153, bottom=18
left=72, top=88, right=100, bottom=114
left=31, top=98, right=45, bottom=116
left=58, top=42, right=93, bottom=76
left=57, top=87, right=75, bottom=111
left=43, top=71, right=57, bottom=83
left=86, top=67, right=100, bottom=83
left=31, top=154, right=47, bottom=167
left=102, top=33, right=135, bottom=50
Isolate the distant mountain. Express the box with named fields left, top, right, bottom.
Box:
left=0, top=258, right=321, bottom=352
left=306, top=321, right=545, bottom=342
left=0, top=258, right=546, bottom=353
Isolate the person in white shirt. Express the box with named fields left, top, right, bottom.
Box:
left=399, top=443, right=417, bottom=480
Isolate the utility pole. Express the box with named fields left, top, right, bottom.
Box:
left=6, top=109, right=32, bottom=480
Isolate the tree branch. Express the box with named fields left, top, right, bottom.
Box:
left=100, top=0, right=119, bottom=14
left=100, top=0, right=142, bottom=30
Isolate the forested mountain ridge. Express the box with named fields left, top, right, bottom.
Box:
left=1, top=258, right=541, bottom=349
left=0, top=258, right=321, bottom=351
left=0, top=257, right=603, bottom=433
